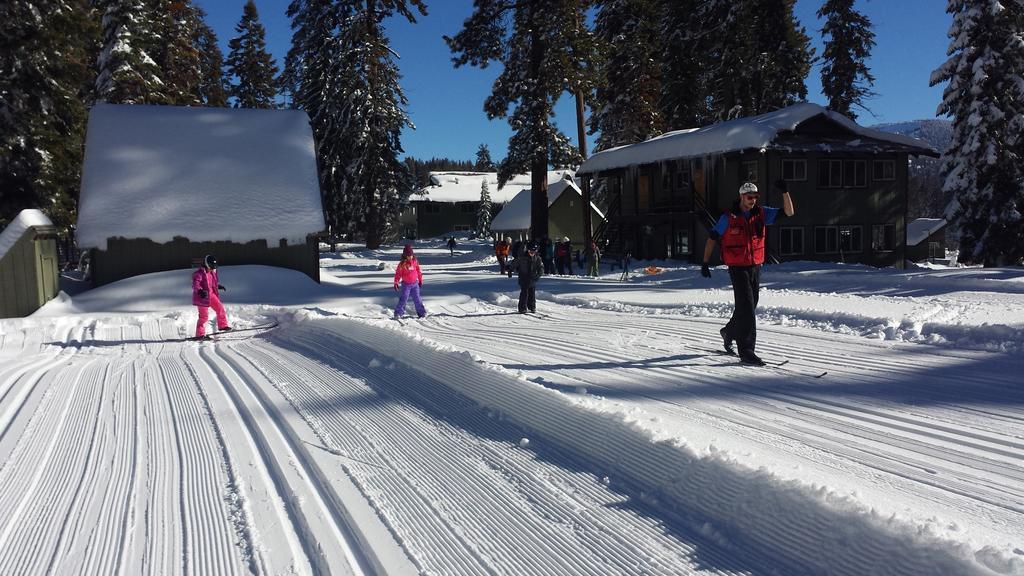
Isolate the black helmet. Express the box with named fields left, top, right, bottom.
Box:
left=527, top=242, right=539, bottom=252
left=204, top=254, right=217, bottom=269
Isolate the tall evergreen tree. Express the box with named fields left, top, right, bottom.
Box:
left=93, top=0, right=167, bottom=104
left=475, top=143, right=495, bottom=171
left=930, top=0, right=1024, bottom=266
left=0, top=0, right=94, bottom=231
left=477, top=178, right=492, bottom=238
left=817, top=0, right=876, bottom=119
left=285, top=0, right=425, bottom=248
left=227, top=0, right=279, bottom=108
left=195, top=14, right=228, bottom=106
left=658, top=0, right=714, bottom=130
left=162, top=0, right=203, bottom=105
left=712, top=0, right=813, bottom=120
left=590, top=0, right=662, bottom=151
left=446, top=0, right=597, bottom=240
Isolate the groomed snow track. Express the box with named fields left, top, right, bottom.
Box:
left=0, top=301, right=1020, bottom=575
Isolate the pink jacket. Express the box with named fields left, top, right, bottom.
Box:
left=393, top=258, right=423, bottom=287
left=192, top=268, right=220, bottom=306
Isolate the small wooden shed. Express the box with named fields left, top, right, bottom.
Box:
left=0, top=209, right=59, bottom=318
left=490, top=172, right=606, bottom=252
left=76, top=104, right=326, bottom=286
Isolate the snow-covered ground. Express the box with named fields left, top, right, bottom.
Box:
left=1, top=238, right=1022, bottom=575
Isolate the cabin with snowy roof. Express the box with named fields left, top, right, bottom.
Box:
left=906, top=218, right=948, bottom=263
left=490, top=172, right=605, bottom=253
left=577, top=103, right=938, bottom=268
left=401, top=171, right=535, bottom=239
left=77, top=104, right=325, bottom=286
left=0, top=210, right=59, bottom=318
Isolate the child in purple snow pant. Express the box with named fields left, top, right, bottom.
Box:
left=395, top=283, right=426, bottom=318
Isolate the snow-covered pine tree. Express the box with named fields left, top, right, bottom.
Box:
left=285, top=0, right=423, bottom=248
left=817, top=0, right=876, bottom=120
left=711, top=0, right=813, bottom=120
left=658, top=0, right=714, bottom=130
left=475, top=143, right=495, bottom=171
left=590, top=0, right=662, bottom=151
left=0, top=0, right=94, bottom=231
left=195, top=12, right=228, bottom=107
left=446, top=0, right=597, bottom=240
left=930, top=0, right=1024, bottom=266
left=477, top=178, right=492, bottom=238
left=227, top=0, right=279, bottom=108
left=93, top=0, right=167, bottom=104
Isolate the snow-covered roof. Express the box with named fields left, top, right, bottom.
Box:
left=415, top=170, right=579, bottom=204
left=416, top=172, right=531, bottom=203
left=490, top=173, right=605, bottom=231
left=0, top=209, right=53, bottom=260
left=77, top=104, right=325, bottom=250
left=578, top=103, right=938, bottom=174
left=907, top=218, right=947, bottom=247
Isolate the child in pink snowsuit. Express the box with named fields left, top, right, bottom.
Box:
left=393, top=244, right=426, bottom=318
left=192, top=254, right=231, bottom=338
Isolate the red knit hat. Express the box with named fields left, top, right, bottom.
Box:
left=402, top=244, right=414, bottom=257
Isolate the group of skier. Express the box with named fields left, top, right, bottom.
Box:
left=192, top=180, right=793, bottom=365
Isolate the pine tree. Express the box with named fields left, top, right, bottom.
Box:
left=0, top=0, right=94, bottom=231
left=162, top=0, right=203, bottom=105
left=446, top=0, right=597, bottom=240
left=196, top=15, right=228, bottom=106
left=658, top=0, right=714, bottom=130
left=817, top=0, right=876, bottom=119
left=930, top=0, right=1024, bottom=266
left=227, top=0, right=279, bottom=108
left=590, top=0, right=662, bottom=151
left=711, top=0, right=813, bottom=120
left=285, top=0, right=425, bottom=248
left=94, top=0, right=167, bottom=104
left=477, top=178, right=492, bottom=238
left=475, top=143, right=495, bottom=171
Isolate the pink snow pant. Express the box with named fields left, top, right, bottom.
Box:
left=394, top=283, right=426, bottom=318
left=195, top=293, right=229, bottom=337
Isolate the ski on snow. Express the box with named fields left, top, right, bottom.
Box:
left=189, top=322, right=279, bottom=342
left=702, top=348, right=828, bottom=378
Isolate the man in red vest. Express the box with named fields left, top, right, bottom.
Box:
left=701, top=180, right=794, bottom=365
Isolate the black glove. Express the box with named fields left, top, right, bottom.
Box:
left=218, top=284, right=226, bottom=291
left=198, top=289, right=208, bottom=298
left=418, top=281, right=422, bottom=287
left=773, top=178, right=788, bottom=193
left=700, top=263, right=711, bottom=278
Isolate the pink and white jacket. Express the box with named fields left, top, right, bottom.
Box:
left=393, top=258, right=423, bottom=287
left=192, top=268, right=220, bottom=306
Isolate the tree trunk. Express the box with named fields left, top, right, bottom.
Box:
left=576, top=90, right=592, bottom=253
left=364, top=0, right=381, bottom=249
left=529, top=2, right=549, bottom=241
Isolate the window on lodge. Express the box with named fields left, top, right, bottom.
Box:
left=673, top=229, right=690, bottom=256
left=873, top=159, right=895, bottom=181
left=815, top=226, right=838, bottom=254
left=839, top=225, right=863, bottom=253
left=782, top=159, right=806, bottom=181
left=818, top=159, right=867, bottom=188
left=741, top=161, right=758, bottom=183
left=780, top=227, right=804, bottom=255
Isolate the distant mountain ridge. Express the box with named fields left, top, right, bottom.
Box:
left=871, top=119, right=952, bottom=154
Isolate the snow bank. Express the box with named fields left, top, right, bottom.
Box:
left=77, top=104, right=325, bottom=250
left=335, top=318, right=1018, bottom=575
left=0, top=209, right=52, bottom=260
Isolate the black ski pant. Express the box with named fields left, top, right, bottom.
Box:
left=724, top=265, right=761, bottom=356
left=518, top=284, right=537, bottom=313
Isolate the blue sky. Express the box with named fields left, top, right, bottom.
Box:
left=193, top=0, right=951, bottom=162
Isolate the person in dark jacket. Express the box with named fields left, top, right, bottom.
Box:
left=701, top=180, right=794, bottom=366
left=447, top=236, right=457, bottom=256
left=541, top=236, right=555, bottom=274
left=515, top=241, right=544, bottom=313
left=508, top=238, right=526, bottom=278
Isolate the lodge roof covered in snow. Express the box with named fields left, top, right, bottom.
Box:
left=416, top=170, right=579, bottom=204
left=77, top=104, right=325, bottom=250
left=490, top=172, right=605, bottom=231
left=577, top=103, right=939, bottom=175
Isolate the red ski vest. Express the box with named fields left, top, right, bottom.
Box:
left=720, top=207, right=766, bottom=266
